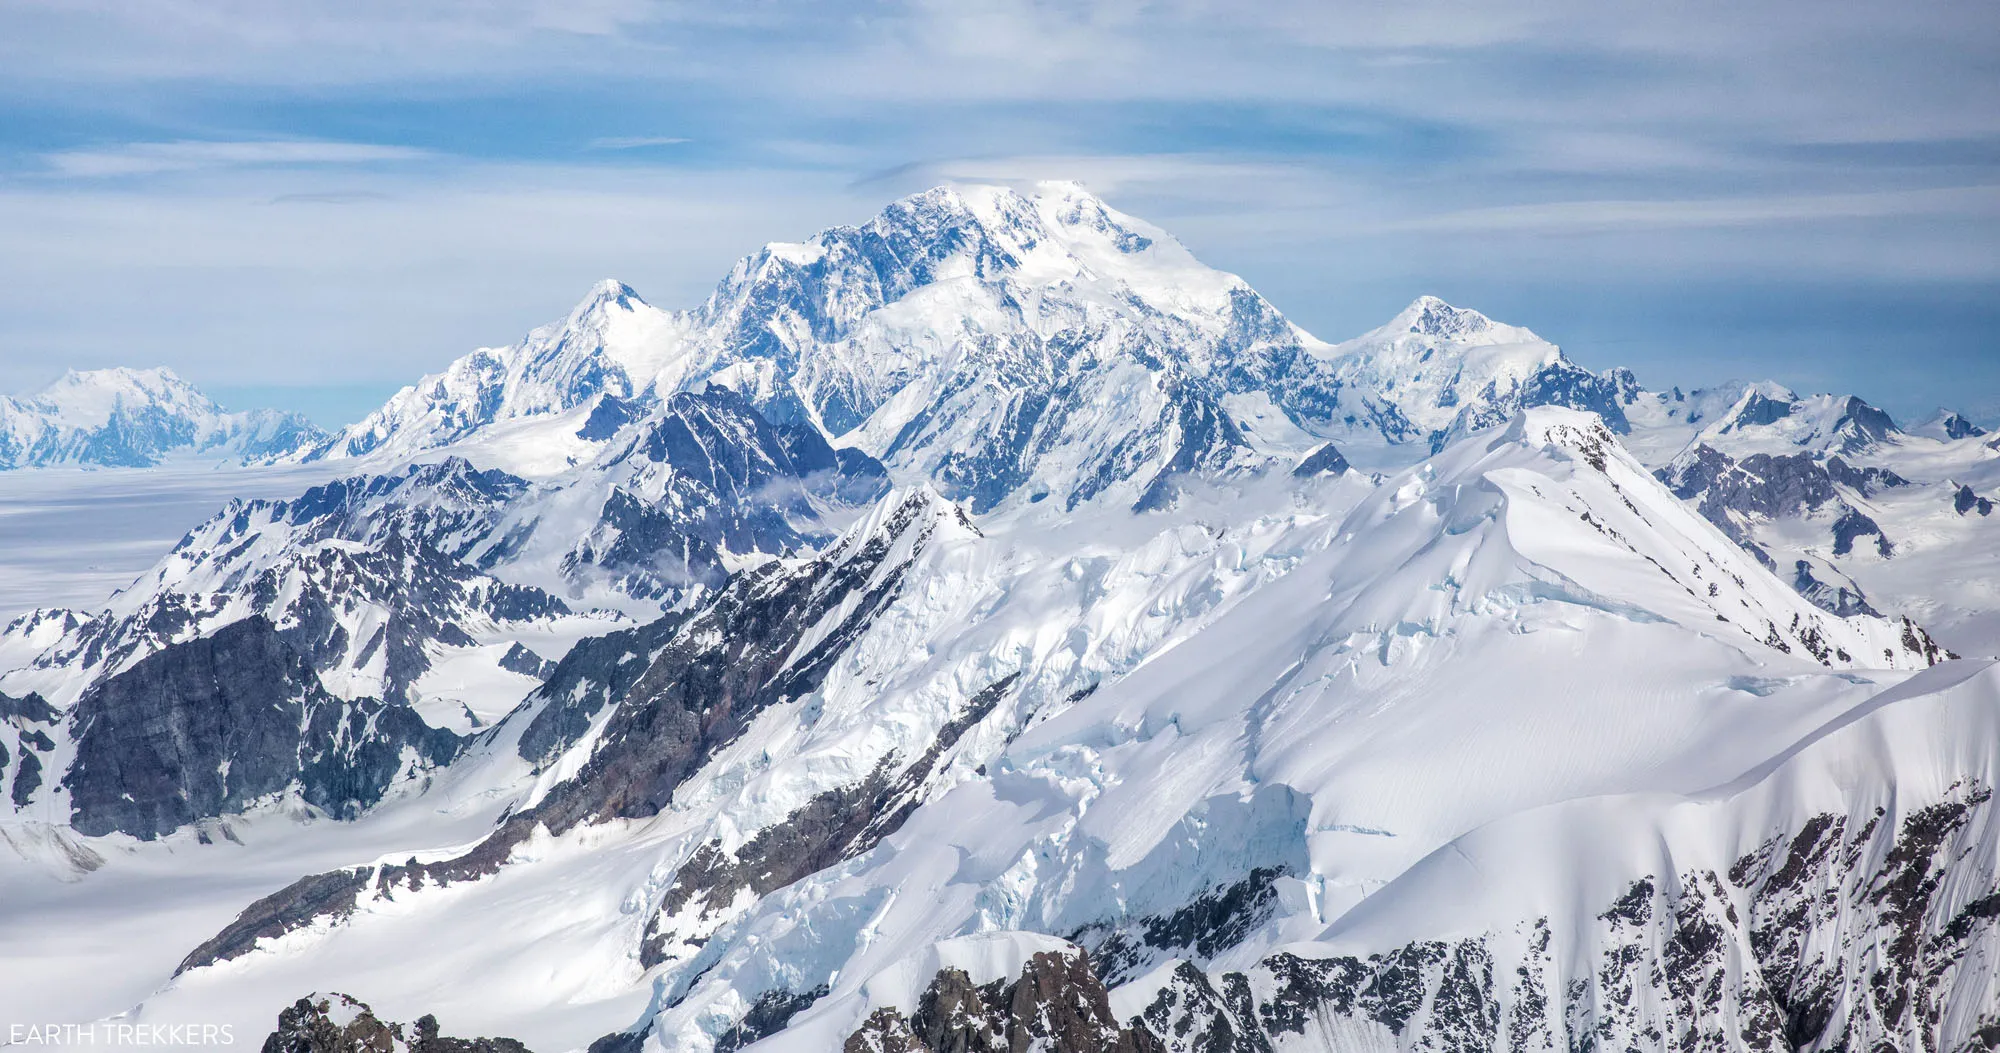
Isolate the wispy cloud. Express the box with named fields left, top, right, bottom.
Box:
left=1383, top=186, right=2000, bottom=234
left=45, top=140, right=431, bottom=178
left=0, top=0, right=1994, bottom=421
left=587, top=136, right=692, bottom=150
left=268, top=190, right=395, bottom=205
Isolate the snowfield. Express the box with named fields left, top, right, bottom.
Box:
left=0, top=183, right=1994, bottom=1053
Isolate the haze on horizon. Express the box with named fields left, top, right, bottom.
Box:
left=1, top=0, right=1996, bottom=428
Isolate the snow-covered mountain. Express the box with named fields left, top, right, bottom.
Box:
left=297, top=184, right=1646, bottom=515
left=288, top=174, right=1999, bottom=646
left=0, top=383, right=891, bottom=782
left=11, top=408, right=1972, bottom=1052
left=0, top=367, right=322, bottom=469
left=1, top=184, right=1994, bottom=1053
left=1627, top=381, right=2000, bottom=650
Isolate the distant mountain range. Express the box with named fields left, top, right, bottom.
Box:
left=0, top=366, right=323, bottom=470
left=2, top=183, right=1996, bottom=1053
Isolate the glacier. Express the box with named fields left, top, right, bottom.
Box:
left=0, top=182, right=1994, bottom=1053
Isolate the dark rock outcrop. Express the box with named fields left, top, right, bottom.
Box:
left=1290, top=443, right=1349, bottom=477
left=0, top=690, right=59, bottom=724
left=63, top=616, right=461, bottom=840
left=181, top=869, right=374, bottom=975
left=1831, top=506, right=1891, bottom=558
left=1955, top=484, right=1995, bottom=517
left=187, top=491, right=969, bottom=970
left=1519, top=362, right=1641, bottom=435
left=10, top=737, right=44, bottom=807
left=1137, top=784, right=2000, bottom=1053
left=845, top=948, right=1164, bottom=1053
left=714, top=986, right=831, bottom=1052
left=1792, top=560, right=1878, bottom=618
left=261, top=992, right=530, bottom=1053
left=511, top=610, right=691, bottom=768
left=1942, top=412, right=1988, bottom=440
left=1071, top=867, right=1292, bottom=988
left=642, top=673, right=1020, bottom=967
left=1822, top=454, right=1908, bottom=496
left=1659, top=443, right=1898, bottom=576
left=575, top=394, right=636, bottom=441
left=3, top=689, right=57, bottom=807
left=496, top=642, right=555, bottom=680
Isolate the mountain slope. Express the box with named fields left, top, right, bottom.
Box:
left=0, top=384, right=891, bottom=707
left=62, top=616, right=463, bottom=841
left=59, top=410, right=1957, bottom=1052
left=1640, top=384, right=2000, bottom=650
left=0, top=367, right=322, bottom=469
left=0, top=184, right=1991, bottom=1053
left=300, top=281, right=684, bottom=470
left=297, top=184, right=1643, bottom=515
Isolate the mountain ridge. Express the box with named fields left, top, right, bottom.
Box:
left=0, top=366, right=323, bottom=470
left=1, top=183, right=1995, bottom=1053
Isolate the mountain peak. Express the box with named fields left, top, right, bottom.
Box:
left=1, top=365, right=320, bottom=469
left=47, top=365, right=196, bottom=396
left=32, top=365, right=218, bottom=424
left=1924, top=408, right=1989, bottom=441
left=574, top=279, right=647, bottom=316
left=1394, top=295, right=1496, bottom=340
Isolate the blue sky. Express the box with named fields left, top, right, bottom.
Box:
left=1, top=1, right=1996, bottom=427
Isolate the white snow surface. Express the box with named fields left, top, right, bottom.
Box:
left=3, top=409, right=1968, bottom=1052
left=0, top=185, right=1992, bottom=1053
left=290, top=184, right=1637, bottom=509
left=0, top=367, right=322, bottom=470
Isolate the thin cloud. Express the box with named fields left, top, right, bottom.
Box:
left=45, top=140, right=431, bottom=178
left=1384, top=186, right=2000, bottom=234
left=269, top=190, right=395, bottom=205
left=587, top=136, right=692, bottom=150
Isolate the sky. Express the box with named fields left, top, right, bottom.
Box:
left=1, top=1, right=1997, bottom=428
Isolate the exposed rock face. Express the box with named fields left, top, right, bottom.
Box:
left=511, top=609, right=691, bottom=767
left=0, top=689, right=59, bottom=723
left=1071, top=867, right=1293, bottom=988
left=1515, top=361, right=1642, bottom=436
left=1136, top=786, right=2000, bottom=1053
left=1290, top=443, right=1349, bottom=477
left=1942, top=412, right=1988, bottom=440
left=641, top=673, right=1020, bottom=967
left=63, top=616, right=461, bottom=840
left=714, top=986, right=832, bottom=1052
left=495, top=642, right=554, bottom=680
left=1659, top=444, right=1898, bottom=574
left=261, top=992, right=530, bottom=1053
left=2, top=689, right=58, bottom=807
left=1831, top=505, right=1892, bottom=558
left=180, top=868, right=375, bottom=975
left=184, top=490, right=972, bottom=970
left=1956, top=483, right=1995, bottom=517
left=1836, top=396, right=1900, bottom=451
left=508, top=489, right=967, bottom=837
left=561, top=385, right=891, bottom=597
left=9, top=735, right=45, bottom=807
left=16, top=460, right=576, bottom=707
left=1792, top=560, right=1878, bottom=618
left=845, top=949, right=1164, bottom=1053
